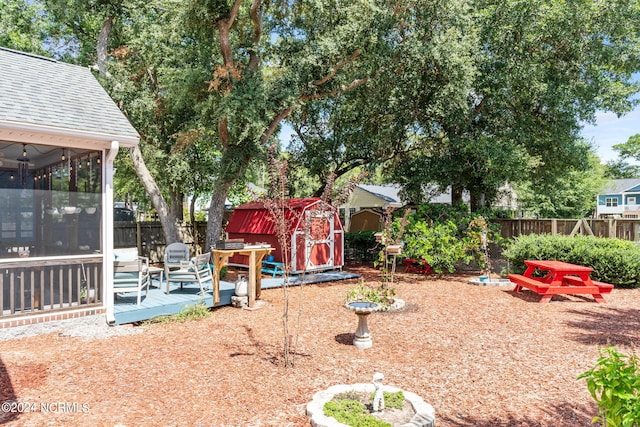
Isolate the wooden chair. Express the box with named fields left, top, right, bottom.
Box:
left=166, top=252, right=213, bottom=295
left=113, top=257, right=151, bottom=306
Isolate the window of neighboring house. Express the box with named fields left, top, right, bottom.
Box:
left=605, top=197, right=619, bottom=207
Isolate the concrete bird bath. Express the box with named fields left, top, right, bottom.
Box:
left=347, top=301, right=378, bottom=349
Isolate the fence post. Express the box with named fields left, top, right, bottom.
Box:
left=136, top=221, right=142, bottom=255
left=609, top=218, right=616, bottom=239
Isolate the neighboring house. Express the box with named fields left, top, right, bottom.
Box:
left=596, top=178, right=640, bottom=218
left=0, top=47, right=139, bottom=326
left=339, top=184, right=470, bottom=232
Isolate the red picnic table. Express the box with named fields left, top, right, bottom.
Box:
left=403, top=257, right=432, bottom=274
left=508, top=260, right=613, bottom=303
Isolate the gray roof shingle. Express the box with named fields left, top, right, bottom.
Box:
left=0, top=47, right=139, bottom=141
left=601, top=178, right=640, bottom=194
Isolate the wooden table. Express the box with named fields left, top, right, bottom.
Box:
left=508, top=260, right=613, bottom=303
left=211, top=246, right=273, bottom=307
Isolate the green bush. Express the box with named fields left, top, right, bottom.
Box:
left=345, top=280, right=396, bottom=308
left=402, top=220, right=469, bottom=274
left=502, top=234, right=640, bottom=288
left=323, top=391, right=405, bottom=427
left=345, top=231, right=377, bottom=245
left=578, top=347, right=640, bottom=427
left=324, top=399, right=391, bottom=427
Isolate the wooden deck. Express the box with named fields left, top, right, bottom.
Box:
left=113, top=270, right=360, bottom=325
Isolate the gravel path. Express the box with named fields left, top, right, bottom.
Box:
left=0, top=315, right=143, bottom=341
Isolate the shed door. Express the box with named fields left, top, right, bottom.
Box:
left=305, top=211, right=334, bottom=270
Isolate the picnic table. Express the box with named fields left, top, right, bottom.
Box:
left=508, top=260, right=613, bottom=303
left=261, top=260, right=285, bottom=277
left=403, top=257, right=432, bottom=274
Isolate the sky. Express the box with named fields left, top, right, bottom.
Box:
left=581, top=107, right=640, bottom=163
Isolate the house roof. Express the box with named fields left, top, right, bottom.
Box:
left=357, top=184, right=404, bottom=205
left=601, top=179, right=640, bottom=194
left=351, top=184, right=465, bottom=207
left=0, top=47, right=139, bottom=145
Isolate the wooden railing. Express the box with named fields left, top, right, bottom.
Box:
left=0, top=256, right=102, bottom=318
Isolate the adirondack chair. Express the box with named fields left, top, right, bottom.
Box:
left=113, top=257, right=151, bottom=306
left=166, top=252, right=213, bottom=295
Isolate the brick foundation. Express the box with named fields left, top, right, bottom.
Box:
left=0, top=307, right=106, bottom=329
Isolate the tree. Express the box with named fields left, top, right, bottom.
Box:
left=614, top=134, right=640, bottom=160
left=392, top=0, right=640, bottom=211
left=286, top=0, right=477, bottom=197
left=603, top=159, right=640, bottom=179
left=184, top=0, right=418, bottom=249
left=0, top=1, right=51, bottom=54
left=515, top=150, right=608, bottom=218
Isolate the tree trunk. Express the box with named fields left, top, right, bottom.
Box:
left=469, top=192, right=486, bottom=212
left=205, top=182, right=232, bottom=250
left=169, top=190, right=183, bottom=222
left=97, top=16, right=113, bottom=77
left=129, top=145, right=182, bottom=244
left=451, top=185, right=464, bottom=204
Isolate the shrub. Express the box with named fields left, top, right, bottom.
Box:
left=323, top=391, right=405, bottom=427
left=402, top=220, right=469, bottom=274
left=143, top=302, right=211, bottom=324
left=578, top=347, right=640, bottom=427
left=345, top=280, right=396, bottom=309
left=502, top=234, right=640, bottom=288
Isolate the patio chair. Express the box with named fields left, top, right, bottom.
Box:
left=113, top=257, right=151, bottom=306
left=166, top=252, right=213, bottom=295
left=163, top=242, right=190, bottom=292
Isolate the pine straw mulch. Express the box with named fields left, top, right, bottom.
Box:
left=2, top=262, right=640, bottom=427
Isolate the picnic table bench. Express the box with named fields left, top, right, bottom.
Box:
left=508, top=260, right=614, bottom=303
left=261, top=260, right=285, bottom=277
left=403, top=258, right=432, bottom=274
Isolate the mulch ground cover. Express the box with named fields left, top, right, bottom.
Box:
left=1, top=262, right=639, bottom=426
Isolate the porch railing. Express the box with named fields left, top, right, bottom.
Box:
left=0, top=255, right=103, bottom=318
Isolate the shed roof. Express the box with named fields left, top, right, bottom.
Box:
left=0, top=47, right=139, bottom=145
left=227, top=198, right=336, bottom=235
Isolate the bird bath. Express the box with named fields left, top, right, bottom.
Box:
left=346, top=301, right=378, bottom=349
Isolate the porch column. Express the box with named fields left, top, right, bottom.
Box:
left=104, top=141, right=119, bottom=324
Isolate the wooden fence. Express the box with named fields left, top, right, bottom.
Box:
left=116, top=218, right=640, bottom=264
left=492, top=218, right=640, bottom=242
left=114, top=221, right=208, bottom=264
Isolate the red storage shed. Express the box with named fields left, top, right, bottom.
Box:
left=225, top=198, right=344, bottom=274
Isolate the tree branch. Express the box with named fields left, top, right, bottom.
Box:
left=312, top=49, right=362, bottom=86
left=217, top=0, right=244, bottom=66
left=227, top=0, right=244, bottom=29
left=248, top=0, right=262, bottom=71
